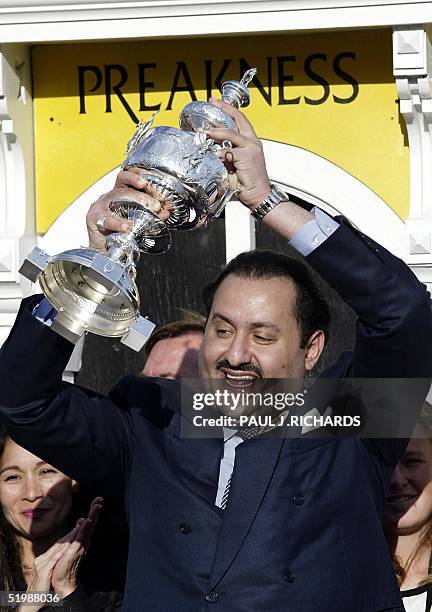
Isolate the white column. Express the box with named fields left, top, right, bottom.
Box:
left=0, top=44, right=36, bottom=345
left=393, top=25, right=432, bottom=291
left=224, top=199, right=256, bottom=263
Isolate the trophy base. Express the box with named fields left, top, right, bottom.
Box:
left=20, top=247, right=155, bottom=351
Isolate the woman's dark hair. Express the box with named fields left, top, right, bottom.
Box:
left=202, top=249, right=330, bottom=348
left=0, top=426, right=24, bottom=590
left=0, top=428, right=85, bottom=594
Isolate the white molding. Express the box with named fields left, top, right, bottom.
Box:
left=225, top=200, right=255, bottom=263
left=0, top=52, right=26, bottom=239
left=263, top=139, right=405, bottom=258
left=41, top=140, right=405, bottom=271
left=39, top=167, right=118, bottom=254
left=0, top=44, right=36, bottom=347
left=410, top=264, right=432, bottom=291
left=393, top=25, right=432, bottom=267
left=0, top=238, right=18, bottom=283
left=38, top=140, right=411, bottom=376
left=2, top=1, right=432, bottom=43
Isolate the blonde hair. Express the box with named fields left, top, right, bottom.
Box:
left=390, top=402, right=432, bottom=586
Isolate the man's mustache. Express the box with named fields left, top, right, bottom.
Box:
left=215, top=359, right=262, bottom=378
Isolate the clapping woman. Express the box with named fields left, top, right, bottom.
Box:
left=0, top=426, right=119, bottom=610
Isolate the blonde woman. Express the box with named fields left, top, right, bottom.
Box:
left=384, top=407, right=432, bottom=612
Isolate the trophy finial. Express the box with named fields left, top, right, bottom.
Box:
left=221, top=67, right=257, bottom=109
left=240, top=68, right=257, bottom=88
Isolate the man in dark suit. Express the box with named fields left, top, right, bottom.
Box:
left=0, top=101, right=431, bottom=611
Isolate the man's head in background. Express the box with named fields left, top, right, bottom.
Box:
left=142, top=314, right=205, bottom=379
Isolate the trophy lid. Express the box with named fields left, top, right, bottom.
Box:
left=220, top=68, right=257, bottom=109
left=179, top=67, right=257, bottom=132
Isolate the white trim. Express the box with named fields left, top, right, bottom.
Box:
left=0, top=44, right=36, bottom=347
left=225, top=200, right=255, bottom=262
left=38, top=167, right=118, bottom=254
left=41, top=139, right=405, bottom=265
left=1, top=2, right=432, bottom=43
left=393, top=26, right=432, bottom=267
left=37, top=140, right=408, bottom=375
left=262, top=139, right=405, bottom=258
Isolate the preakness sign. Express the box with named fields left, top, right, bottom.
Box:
left=32, top=29, right=409, bottom=234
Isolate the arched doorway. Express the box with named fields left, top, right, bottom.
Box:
left=40, top=140, right=405, bottom=389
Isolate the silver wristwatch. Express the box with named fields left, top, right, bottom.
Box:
left=250, top=183, right=289, bottom=221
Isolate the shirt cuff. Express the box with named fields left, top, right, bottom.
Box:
left=289, top=207, right=340, bottom=256
left=32, top=297, right=58, bottom=327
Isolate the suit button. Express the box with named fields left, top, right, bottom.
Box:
left=283, top=571, right=295, bottom=583
left=293, top=494, right=304, bottom=505
left=179, top=522, right=191, bottom=534
left=205, top=592, right=219, bottom=603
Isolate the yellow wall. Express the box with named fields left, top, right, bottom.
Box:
left=32, top=30, right=408, bottom=233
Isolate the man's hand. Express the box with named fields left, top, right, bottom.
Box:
left=87, top=168, right=172, bottom=251
left=205, top=98, right=271, bottom=210
left=206, top=99, right=313, bottom=237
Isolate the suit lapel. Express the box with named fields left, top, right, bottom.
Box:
left=165, top=410, right=223, bottom=508
left=208, top=436, right=286, bottom=587
left=111, top=375, right=223, bottom=508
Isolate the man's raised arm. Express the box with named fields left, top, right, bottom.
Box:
left=205, top=99, right=432, bottom=382
left=0, top=294, right=133, bottom=499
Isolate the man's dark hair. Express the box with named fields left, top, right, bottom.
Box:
left=143, top=313, right=206, bottom=363
left=202, top=250, right=330, bottom=348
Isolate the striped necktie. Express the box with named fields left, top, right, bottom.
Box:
left=220, top=427, right=261, bottom=510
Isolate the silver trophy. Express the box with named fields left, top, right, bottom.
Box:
left=20, top=68, right=257, bottom=351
